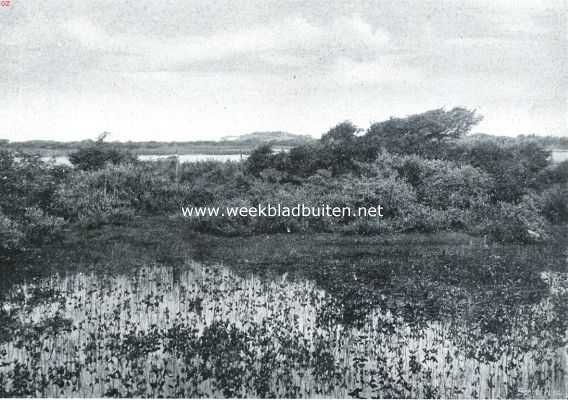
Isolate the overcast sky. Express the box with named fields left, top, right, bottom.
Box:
left=0, top=0, right=566, bottom=141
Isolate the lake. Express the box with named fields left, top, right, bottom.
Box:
left=1, top=235, right=566, bottom=398
left=40, top=149, right=568, bottom=166
left=552, top=150, right=568, bottom=163
left=41, top=153, right=248, bottom=166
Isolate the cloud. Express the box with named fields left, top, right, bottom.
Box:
left=56, top=15, right=392, bottom=73
left=62, top=17, right=106, bottom=48
left=0, top=0, right=566, bottom=140
left=329, top=57, right=422, bottom=86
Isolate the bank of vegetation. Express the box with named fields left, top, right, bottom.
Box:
left=0, top=131, right=313, bottom=157
left=1, top=108, right=567, bottom=265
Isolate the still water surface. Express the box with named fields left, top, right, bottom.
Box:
left=41, top=150, right=568, bottom=166
left=41, top=153, right=247, bottom=165
left=1, top=251, right=566, bottom=398
left=552, top=150, right=568, bottom=163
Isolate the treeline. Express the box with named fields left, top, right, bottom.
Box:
left=1, top=140, right=251, bottom=157
left=0, top=131, right=312, bottom=157
left=1, top=108, right=567, bottom=264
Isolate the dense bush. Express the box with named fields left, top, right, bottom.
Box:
left=0, top=151, right=67, bottom=261
left=245, top=144, right=275, bottom=176
left=179, top=160, right=250, bottom=203
left=385, top=155, right=493, bottom=210
left=0, top=151, right=70, bottom=217
left=0, top=211, right=25, bottom=256
left=2, top=108, right=566, bottom=248
left=248, top=108, right=483, bottom=178
left=538, top=185, right=568, bottom=224
left=55, top=164, right=193, bottom=227
left=175, top=141, right=563, bottom=241
left=69, top=143, right=137, bottom=171
left=480, top=197, right=549, bottom=243
left=536, top=160, right=568, bottom=189
left=456, top=140, right=551, bottom=203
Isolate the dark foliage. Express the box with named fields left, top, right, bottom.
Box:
left=69, top=143, right=137, bottom=171
left=364, top=107, right=482, bottom=157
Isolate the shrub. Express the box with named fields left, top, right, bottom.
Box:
left=186, top=197, right=254, bottom=236
left=0, top=151, right=71, bottom=218
left=55, top=173, right=134, bottom=228
left=21, top=207, right=65, bottom=245
left=245, top=144, right=274, bottom=176
left=373, top=153, right=493, bottom=211
left=392, top=206, right=455, bottom=233
left=55, top=164, right=193, bottom=227
left=0, top=151, right=67, bottom=260
left=538, top=185, right=568, bottom=224
left=0, top=212, right=25, bottom=257
left=536, top=160, right=568, bottom=188
left=481, top=197, right=549, bottom=243
left=69, top=144, right=137, bottom=171
left=0, top=208, right=64, bottom=262
left=283, top=144, right=325, bottom=176
left=417, top=164, right=492, bottom=210
left=459, top=140, right=551, bottom=203
left=179, top=161, right=251, bottom=206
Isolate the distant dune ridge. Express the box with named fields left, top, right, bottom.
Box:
left=221, top=131, right=314, bottom=145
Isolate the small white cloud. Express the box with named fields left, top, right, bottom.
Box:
left=329, top=57, right=422, bottom=86
left=62, top=17, right=108, bottom=48
left=331, top=15, right=390, bottom=52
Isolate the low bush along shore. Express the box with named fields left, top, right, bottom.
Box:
left=1, top=108, right=567, bottom=268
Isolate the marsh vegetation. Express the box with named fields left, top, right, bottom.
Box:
left=0, top=230, right=567, bottom=398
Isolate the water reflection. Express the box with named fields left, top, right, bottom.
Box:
left=1, top=256, right=566, bottom=398
left=39, top=154, right=247, bottom=166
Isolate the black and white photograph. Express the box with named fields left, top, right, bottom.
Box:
left=1, top=0, right=567, bottom=398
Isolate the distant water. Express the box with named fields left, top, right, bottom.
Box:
left=138, top=154, right=246, bottom=163
left=41, top=153, right=247, bottom=165
left=38, top=149, right=568, bottom=166
left=40, top=156, right=73, bottom=165
left=552, top=150, right=568, bottom=163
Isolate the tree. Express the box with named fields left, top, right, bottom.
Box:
left=69, top=132, right=137, bottom=171
left=286, top=144, right=321, bottom=176
left=69, top=146, right=137, bottom=171
left=318, top=121, right=370, bottom=175
left=320, top=121, right=360, bottom=145
left=365, top=108, right=483, bottom=157
left=245, top=144, right=274, bottom=176
left=68, top=132, right=137, bottom=171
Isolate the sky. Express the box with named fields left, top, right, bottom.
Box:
left=0, top=0, right=566, bottom=141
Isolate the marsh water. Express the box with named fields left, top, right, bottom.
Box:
left=552, top=150, right=568, bottom=163
left=39, top=149, right=568, bottom=166
left=1, top=240, right=567, bottom=398
left=41, top=154, right=247, bottom=166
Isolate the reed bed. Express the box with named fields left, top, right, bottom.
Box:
left=0, top=259, right=566, bottom=398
